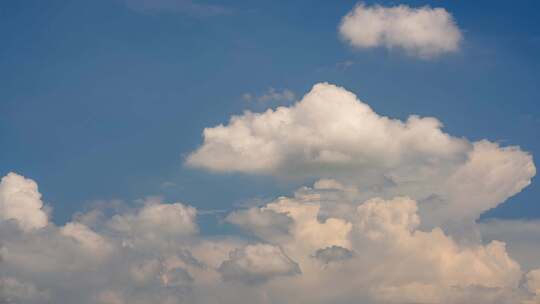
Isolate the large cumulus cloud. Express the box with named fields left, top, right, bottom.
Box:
left=187, top=83, right=535, bottom=233
left=0, top=83, right=538, bottom=303
left=0, top=178, right=538, bottom=303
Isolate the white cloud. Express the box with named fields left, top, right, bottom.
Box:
left=339, top=3, right=462, bottom=58
left=187, top=83, right=470, bottom=176
left=225, top=191, right=526, bottom=303
left=107, top=199, right=198, bottom=244
left=226, top=207, right=293, bottom=241
left=0, top=172, right=539, bottom=303
left=187, top=83, right=535, bottom=232
left=60, top=222, right=113, bottom=259
left=0, top=81, right=537, bottom=303
left=0, top=172, right=48, bottom=231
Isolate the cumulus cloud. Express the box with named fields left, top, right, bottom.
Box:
left=527, top=269, right=540, bottom=295
left=187, top=83, right=471, bottom=175
left=0, top=170, right=538, bottom=303
left=226, top=207, right=293, bottom=241
left=107, top=199, right=199, bottom=242
left=0, top=83, right=537, bottom=303
left=225, top=192, right=528, bottom=303
left=479, top=219, right=540, bottom=271
left=339, top=3, right=462, bottom=58
left=219, top=244, right=301, bottom=284
left=0, top=172, right=48, bottom=231
left=187, top=83, right=535, bottom=232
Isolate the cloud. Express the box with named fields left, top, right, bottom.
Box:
left=187, top=83, right=471, bottom=175
left=0, top=277, right=50, bottom=304
left=107, top=199, right=199, bottom=242
left=224, top=192, right=526, bottom=303
left=218, top=244, right=301, bottom=284
left=0, top=171, right=539, bottom=303
left=0, top=172, right=48, bottom=232
left=0, top=83, right=537, bottom=303
left=527, top=269, right=540, bottom=295
left=242, top=88, right=296, bottom=106
left=313, top=246, right=353, bottom=264
left=339, top=3, right=462, bottom=58
left=187, top=83, right=535, bottom=232
left=479, top=219, right=540, bottom=271
left=121, top=0, right=231, bottom=16
left=226, top=207, right=293, bottom=241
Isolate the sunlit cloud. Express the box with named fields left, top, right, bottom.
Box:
left=339, top=3, right=462, bottom=58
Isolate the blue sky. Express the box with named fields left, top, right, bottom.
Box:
left=1, top=0, right=539, bottom=225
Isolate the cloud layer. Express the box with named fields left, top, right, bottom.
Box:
left=1, top=83, right=537, bottom=303
left=339, top=3, right=462, bottom=58
left=0, top=173, right=539, bottom=303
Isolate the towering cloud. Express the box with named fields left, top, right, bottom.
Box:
left=339, top=3, right=462, bottom=58
left=0, top=172, right=48, bottom=231
left=187, top=83, right=535, bottom=232
left=0, top=83, right=537, bottom=303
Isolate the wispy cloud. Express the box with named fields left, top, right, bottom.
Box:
left=335, top=60, right=355, bottom=70
left=242, top=87, right=296, bottom=106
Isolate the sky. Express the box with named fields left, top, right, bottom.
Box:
left=1, top=1, right=540, bottom=303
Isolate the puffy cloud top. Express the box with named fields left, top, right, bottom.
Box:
left=0, top=171, right=537, bottom=303
left=356, top=197, right=420, bottom=240
left=187, top=83, right=535, bottom=228
left=339, top=3, right=462, bottom=58
left=187, top=82, right=470, bottom=178
left=108, top=200, right=198, bottom=238
left=0, top=172, right=48, bottom=231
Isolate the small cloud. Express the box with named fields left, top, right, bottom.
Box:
left=242, top=88, right=296, bottom=106
left=339, top=3, right=462, bottom=58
